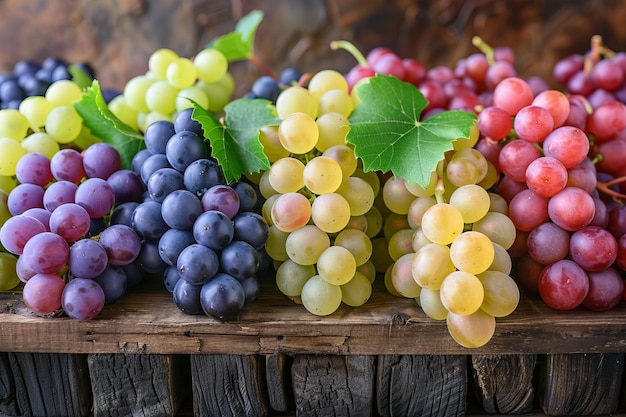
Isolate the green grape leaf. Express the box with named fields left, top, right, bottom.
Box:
left=347, top=74, right=477, bottom=188
left=209, top=10, right=263, bottom=61
left=192, top=98, right=279, bottom=183
left=68, top=64, right=94, bottom=90
left=73, top=80, right=145, bottom=169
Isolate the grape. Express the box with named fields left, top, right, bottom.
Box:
left=569, top=226, right=618, bottom=272
left=303, top=156, right=343, bottom=195
left=21, top=231, right=69, bottom=274
left=270, top=192, right=311, bottom=233
left=22, top=273, right=65, bottom=314
left=0, top=138, right=26, bottom=176
left=161, top=189, right=202, bottom=229
left=525, top=156, right=568, bottom=198
left=20, top=132, right=59, bottom=160
left=390, top=253, right=422, bottom=298
left=146, top=167, right=184, bottom=203
left=407, top=196, right=436, bottom=229
left=446, top=309, right=496, bottom=348
left=19, top=95, right=53, bottom=132
left=68, top=238, right=108, bottom=279
left=93, top=265, right=127, bottom=303
left=49, top=203, right=91, bottom=242
left=513, top=105, right=554, bottom=143
left=411, top=243, right=455, bottom=290
left=507, top=189, right=549, bottom=232
left=478, top=106, right=512, bottom=141
left=449, top=231, right=495, bottom=275
left=583, top=268, right=624, bottom=312
left=532, top=89, right=570, bottom=127
left=43, top=180, right=77, bottom=212
left=107, top=169, right=144, bottom=205
left=131, top=200, right=169, bottom=242
left=278, top=112, right=319, bottom=154
left=172, top=277, right=202, bottom=314
left=539, top=258, right=590, bottom=311
left=267, top=157, right=305, bottom=194
left=157, top=228, right=196, bottom=267
left=421, top=203, right=464, bottom=245
left=301, top=275, right=342, bottom=316
left=340, top=271, right=372, bottom=307
left=200, top=273, right=245, bottom=320
left=498, top=139, right=540, bottom=183
left=526, top=222, right=570, bottom=265
left=440, top=270, right=484, bottom=316
left=50, top=148, right=85, bottom=183
left=492, top=77, right=533, bottom=116
left=0, top=214, right=46, bottom=255
left=542, top=126, right=590, bottom=169
left=219, top=241, right=259, bottom=281
left=310, top=193, right=351, bottom=234
left=548, top=187, right=595, bottom=231
left=336, top=177, right=375, bottom=216
left=449, top=184, right=490, bottom=224
left=45, top=105, right=82, bottom=144
left=285, top=225, right=330, bottom=265
left=232, top=212, right=269, bottom=250
left=61, top=277, right=105, bottom=320
left=275, top=260, right=315, bottom=297
left=446, top=151, right=487, bottom=186
left=183, top=158, right=225, bottom=197
left=317, top=245, right=357, bottom=285
left=82, top=143, right=121, bottom=180
left=477, top=270, right=520, bottom=317
left=0, top=252, right=20, bottom=290
left=192, top=210, right=234, bottom=251
left=15, top=152, right=52, bottom=186
left=75, top=177, right=116, bottom=218
left=176, top=243, right=219, bottom=285
left=165, top=131, right=208, bottom=171
left=315, top=112, right=349, bottom=152
left=98, top=224, right=141, bottom=266
left=334, top=228, right=372, bottom=266
left=318, top=89, right=353, bottom=118
left=387, top=228, right=415, bottom=261
left=586, top=101, right=626, bottom=142
left=471, top=211, right=517, bottom=250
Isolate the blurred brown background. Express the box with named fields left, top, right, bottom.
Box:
left=0, top=0, right=625, bottom=96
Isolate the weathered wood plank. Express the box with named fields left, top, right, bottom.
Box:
left=376, top=355, right=466, bottom=417
left=0, top=353, right=18, bottom=417
left=470, top=354, right=535, bottom=414
left=535, top=353, right=624, bottom=416
left=88, top=353, right=189, bottom=417
left=191, top=354, right=269, bottom=417
left=265, top=352, right=294, bottom=413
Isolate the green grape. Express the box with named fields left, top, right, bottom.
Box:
left=448, top=148, right=488, bottom=185
left=144, top=111, right=172, bottom=128
left=108, top=95, right=139, bottom=130
left=449, top=231, right=494, bottom=275
left=340, top=271, right=372, bottom=307
left=275, top=85, right=318, bottom=119
left=411, top=243, right=456, bottom=290
left=275, top=259, right=316, bottom=297
left=478, top=161, right=499, bottom=190
left=166, top=57, right=197, bottom=89
left=123, top=75, right=156, bottom=112
left=268, top=157, right=305, bottom=194
left=488, top=192, right=509, bottom=215
left=472, top=212, right=517, bottom=250
left=261, top=193, right=280, bottom=226
left=259, top=170, right=279, bottom=199
left=285, top=225, right=330, bottom=265
left=0, top=189, right=11, bottom=224
left=345, top=214, right=367, bottom=233
left=303, top=156, right=343, bottom=195
left=19, top=96, right=53, bottom=132
left=176, top=86, right=209, bottom=112
left=322, top=145, right=357, bottom=178
left=490, top=242, right=513, bottom=274
left=440, top=270, right=484, bottom=316
left=390, top=253, right=422, bottom=298
left=404, top=171, right=437, bottom=197
left=307, top=69, right=348, bottom=99
left=383, top=212, right=410, bottom=241
left=72, top=125, right=100, bottom=150
left=478, top=270, right=520, bottom=317
left=145, top=80, right=179, bottom=115
left=356, top=259, right=376, bottom=284
left=352, top=167, right=381, bottom=197
left=259, top=126, right=289, bottom=163
left=372, top=236, right=394, bottom=273
left=317, top=245, right=357, bottom=285
left=421, top=203, right=464, bottom=245
left=419, top=288, right=448, bottom=320
left=387, top=228, right=415, bottom=261
left=451, top=123, right=480, bottom=151
left=301, top=275, right=342, bottom=316
left=383, top=176, right=416, bottom=215
left=446, top=309, right=496, bottom=348
left=0, top=109, right=30, bottom=141
left=196, top=78, right=231, bottom=113
left=336, top=176, right=375, bottom=216
left=0, top=138, right=26, bottom=175
left=407, top=196, right=436, bottom=229
left=271, top=192, right=311, bottom=233
left=363, top=205, right=383, bottom=239
left=315, top=112, right=349, bottom=152
left=449, top=184, right=490, bottom=224
left=0, top=252, right=20, bottom=291
left=411, top=227, right=432, bottom=252
left=194, top=48, right=228, bottom=84
left=265, top=225, right=290, bottom=262
left=0, top=176, right=17, bottom=194
left=311, top=192, right=351, bottom=234
left=384, top=263, right=402, bottom=297
left=318, top=89, right=353, bottom=118
left=19, top=132, right=59, bottom=159
left=136, top=112, right=148, bottom=132
left=278, top=112, right=319, bottom=154
left=45, top=80, right=82, bottom=107
left=149, top=48, right=179, bottom=80
left=334, top=228, right=372, bottom=266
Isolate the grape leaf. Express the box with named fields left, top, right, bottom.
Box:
left=347, top=74, right=477, bottom=188
left=192, top=98, right=279, bottom=183
left=209, top=10, right=263, bottom=61
left=73, top=80, right=145, bottom=170
left=68, top=64, right=94, bottom=90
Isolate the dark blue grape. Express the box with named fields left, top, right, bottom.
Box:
left=193, top=210, right=234, bottom=251
left=200, top=273, right=246, bottom=320
left=161, top=189, right=202, bottom=230
left=88, top=218, right=107, bottom=237
left=230, top=181, right=258, bottom=213
left=279, top=68, right=302, bottom=86
left=251, top=76, right=280, bottom=102
left=139, top=153, right=171, bottom=184
left=19, top=73, right=47, bottom=96
left=173, top=107, right=204, bottom=136
left=144, top=120, right=175, bottom=154
left=163, top=266, right=181, bottom=293
left=51, top=65, right=71, bottom=82
left=158, top=228, right=196, bottom=266
left=219, top=241, right=259, bottom=281
left=0, top=79, right=24, bottom=103
left=240, top=275, right=260, bottom=304
left=13, top=60, right=40, bottom=76
left=177, top=243, right=219, bottom=285
left=173, top=277, right=203, bottom=314
left=243, top=92, right=256, bottom=99
left=146, top=167, right=184, bottom=203
left=107, top=169, right=144, bottom=204
left=256, top=246, right=273, bottom=272
left=232, top=212, right=269, bottom=250
left=131, top=148, right=153, bottom=177
left=183, top=159, right=225, bottom=197
left=137, top=240, right=168, bottom=274
left=165, top=131, right=208, bottom=171
left=94, top=265, right=127, bottom=303
left=102, top=88, right=121, bottom=104
left=35, top=68, right=52, bottom=83
left=42, top=57, right=68, bottom=71
left=121, top=259, right=145, bottom=288
left=131, top=200, right=169, bottom=241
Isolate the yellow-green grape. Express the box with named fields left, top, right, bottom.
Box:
left=447, top=148, right=488, bottom=187
left=136, top=112, right=148, bottom=132
left=371, top=236, right=394, bottom=273
left=72, top=125, right=100, bottom=150
left=352, top=167, right=381, bottom=197
left=124, top=75, right=156, bottom=113
left=278, top=112, right=319, bottom=154
left=0, top=252, right=20, bottom=291
left=149, top=48, right=179, bottom=80
left=383, top=212, right=410, bottom=241
left=176, top=86, right=209, bottom=112
left=0, top=138, right=26, bottom=175
left=144, top=111, right=172, bottom=128
left=45, top=80, right=83, bottom=107
left=478, top=161, right=499, bottom=190
left=20, top=132, right=59, bottom=159
left=259, top=126, right=289, bottom=163
left=411, top=227, right=432, bottom=253
left=356, top=259, right=376, bottom=284
left=307, top=69, right=348, bottom=99
left=336, top=176, right=375, bottom=216
left=265, top=225, right=290, bottom=262
left=383, top=176, right=416, bottom=215
left=271, top=192, right=312, bottom=233
left=318, top=89, right=353, bottom=118
left=194, top=48, right=228, bottom=84
left=275, top=259, right=316, bottom=297
left=196, top=78, right=231, bottom=113
left=311, top=193, right=351, bottom=234
left=451, top=123, right=480, bottom=151
left=303, top=156, right=343, bottom=195
left=412, top=243, right=456, bottom=290
left=446, top=309, right=496, bottom=348
left=407, top=196, right=437, bottom=229
left=384, top=263, right=403, bottom=297
left=488, top=192, right=509, bottom=215
left=440, top=270, right=484, bottom=316
left=315, top=112, right=349, bottom=152
left=472, top=211, right=516, bottom=250
left=334, top=228, right=372, bottom=266
left=478, top=270, right=520, bottom=317
left=0, top=109, right=29, bottom=141
left=301, top=275, right=342, bottom=316
left=449, top=231, right=494, bottom=275
left=259, top=170, right=278, bottom=199
left=19, top=96, right=53, bottom=132
left=390, top=253, right=422, bottom=298
left=0, top=176, right=17, bottom=194
left=346, top=214, right=367, bottom=233
left=166, top=57, right=197, bottom=89
left=261, top=193, right=279, bottom=226
left=449, top=184, right=490, bottom=224
left=421, top=203, right=464, bottom=245
left=323, top=145, right=357, bottom=178
left=145, top=80, right=179, bottom=114
left=340, top=271, right=372, bottom=307
left=285, top=224, right=330, bottom=265
left=0, top=189, right=10, bottom=224
left=387, top=228, right=415, bottom=261
left=275, top=85, right=318, bottom=119
left=268, top=157, right=305, bottom=194
left=419, top=288, right=448, bottom=320
left=363, top=205, right=383, bottom=239
left=404, top=171, right=437, bottom=197
left=490, top=242, right=513, bottom=275
left=108, top=95, right=139, bottom=130
left=317, top=245, right=357, bottom=285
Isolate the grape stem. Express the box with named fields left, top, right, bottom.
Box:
left=330, top=40, right=369, bottom=68
left=584, top=35, right=616, bottom=77
left=248, top=54, right=278, bottom=80
left=597, top=175, right=626, bottom=202
left=471, top=36, right=495, bottom=65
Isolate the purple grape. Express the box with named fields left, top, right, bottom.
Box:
left=144, top=120, right=175, bottom=154
left=158, top=228, right=196, bottom=266
left=0, top=214, right=46, bottom=255
left=21, top=231, right=69, bottom=274
left=201, top=184, right=240, bottom=219
left=137, top=240, right=167, bottom=274
left=140, top=153, right=171, bottom=185
left=163, top=266, right=181, bottom=293
left=15, top=152, right=52, bottom=186
left=22, top=273, right=65, bottom=314
left=131, top=148, right=153, bottom=177
left=110, top=202, right=140, bottom=227
left=176, top=243, right=219, bottom=285
left=526, top=222, right=570, bottom=265
left=146, top=167, right=184, bottom=203
left=131, top=200, right=169, bottom=241
left=68, top=238, right=108, bottom=279
left=107, top=169, right=144, bottom=204
left=98, top=224, right=141, bottom=266
left=200, top=273, right=245, bottom=320
left=231, top=181, right=258, bottom=213
left=43, top=180, right=77, bottom=212
left=219, top=241, right=259, bottom=281
left=21, top=208, right=51, bottom=231
left=49, top=203, right=91, bottom=242
left=233, top=212, right=269, bottom=250
left=183, top=158, right=225, bottom=197
left=192, top=210, right=233, bottom=251
left=173, top=107, right=203, bottom=136
left=121, top=259, right=145, bottom=288
left=7, top=183, right=44, bottom=215
left=16, top=255, right=36, bottom=283
left=61, top=278, right=105, bottom=320
left=165, top=130, right=208, bottom=171
left=50, top=148, right=85, bottom=183
left=173, top=277, right=203, bottom=315
left=82, top=143, right=121, bottom=179
left=161, top=189, right=202, bottom=230
left=93, top=265, right=127, bottom=303
left=240, top=275, right=260, bottom=304
left=569, top=226, right=618, bottom=272
left=75, top=178, right=116, bottom=218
